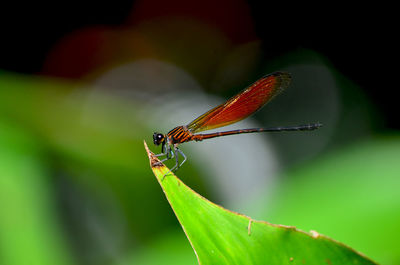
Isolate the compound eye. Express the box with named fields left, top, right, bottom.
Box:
left=153, top=132, right=164, bottom=146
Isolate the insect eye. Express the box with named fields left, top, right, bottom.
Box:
left=153, top=132, right=164, bottom=146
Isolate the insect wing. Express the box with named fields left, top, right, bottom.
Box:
left=187, top=72, right=291, bottom=133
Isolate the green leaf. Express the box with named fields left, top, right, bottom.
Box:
left=144, top=142, right=377, bottom=265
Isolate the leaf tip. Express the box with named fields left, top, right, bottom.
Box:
left=143, top=140, right=163, bottom=168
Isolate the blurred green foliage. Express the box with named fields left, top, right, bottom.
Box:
left=266, top=137, right=400, bottom=265
left=0, top=73, right=199, bottom=264
left=0, top=121, right=73, bottom=265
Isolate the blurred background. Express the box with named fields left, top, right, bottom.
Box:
left=0, top=1, right=398, bottom=265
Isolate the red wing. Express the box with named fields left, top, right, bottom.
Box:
left=187, top=72, right=291, bottom=133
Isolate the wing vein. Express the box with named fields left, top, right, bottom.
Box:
left=187, top=72, right=291, bottom=133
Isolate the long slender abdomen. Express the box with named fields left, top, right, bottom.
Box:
left=190, top=129, right=262, bottom=141
left=190, top=123, right=322, bottom=142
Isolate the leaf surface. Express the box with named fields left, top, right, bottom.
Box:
left=144, top=141, right=377, bottom=265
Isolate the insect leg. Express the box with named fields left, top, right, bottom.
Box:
left=169, top=146, right=180, bottom=172
left=175, top=148, right=187, bottom=169
left=156, top=144, right=174, bottom=165
left=161, top=146, right=181, bottom=180
left=155, top=142, right=166, bottom=157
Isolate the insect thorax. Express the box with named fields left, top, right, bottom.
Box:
left=167, top=125, right=192, bottom=144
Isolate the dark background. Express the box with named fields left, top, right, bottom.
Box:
left=1, top=2, right=397, bottom=129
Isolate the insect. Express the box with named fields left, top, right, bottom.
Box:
left=153, top=72, right=321, bottom=173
